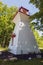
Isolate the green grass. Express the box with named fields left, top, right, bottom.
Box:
left=0, top=44, right=8, bottom=51
left=0, top=46, right=8, bottom=51
left=0, top=58, right=43, bottom=65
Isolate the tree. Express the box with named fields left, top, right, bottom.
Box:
left=0, top=2, right=18, bottom=47
left=30, top=22, right=43, bottom=49
left=29, top=0, right=43, bottom=31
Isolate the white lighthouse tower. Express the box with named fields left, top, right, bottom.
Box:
left=8, top=7, right=40, bottom=55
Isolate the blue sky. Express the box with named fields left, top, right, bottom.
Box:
left=1, top=0, right=39, bottom=15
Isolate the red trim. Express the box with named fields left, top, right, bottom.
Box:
left=12, top=11, right=19, bottom=19
left=11, top=33, right=16, bottom=38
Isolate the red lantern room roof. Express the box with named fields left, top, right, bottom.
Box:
left=13, top=6, right=30, bottom=19
left=19, top=7, right=29, bottom=15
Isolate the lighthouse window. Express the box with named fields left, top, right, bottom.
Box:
left=20, top=22, right=25, bottom=27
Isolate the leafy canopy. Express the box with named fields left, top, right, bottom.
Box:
left=29, top=0, right=43, bottom=31
left=0, top=2, right=18, bottom=47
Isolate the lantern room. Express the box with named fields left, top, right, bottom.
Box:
left=19, top=7, right=29, bottom=15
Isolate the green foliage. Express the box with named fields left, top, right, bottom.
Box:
left=29, top=0, right=43, bottom=31
left=30, top=22, right=43, bottom=49
left=0, top=2, right=18, bottom=47
left=34, top=30, right=43, bottom=49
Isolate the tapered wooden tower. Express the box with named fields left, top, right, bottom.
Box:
left=8, top=7, right=40, bottom=55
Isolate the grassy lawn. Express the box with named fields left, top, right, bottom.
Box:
left=0, top=44, right=8, bottom=51
left=0, top=45, right=8, bottom=51
left=0, top=58, right=43, bottom=65
left=0, top=47, right=8, bottom=51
